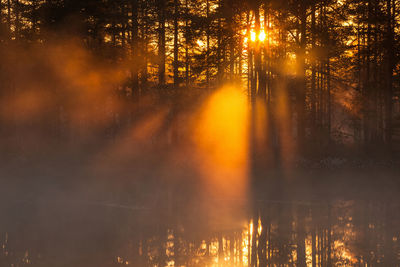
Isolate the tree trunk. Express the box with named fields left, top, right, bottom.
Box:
left=384, top=0, right=394, bottom=147
left=185, top=0, right=189, bottom=87
left=296, top=1, right=307, bottom=147
left=7, top=0, right=11, bottom=39
left=296, top=206, right=306, bottom=267
left=206, top=0, right=210, bottom=88
left=131, top=0, right=139, bottom=95
left=173, top=0, right=180, bottom=88
left=311, top=2, right=316, bottom=139
left=158, top=0, right=166, bottom=86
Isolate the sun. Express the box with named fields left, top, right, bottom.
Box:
left=249, top=30, right=266, bottom=42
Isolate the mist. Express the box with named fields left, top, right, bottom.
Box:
left=1, top=0, right=400, bottom=266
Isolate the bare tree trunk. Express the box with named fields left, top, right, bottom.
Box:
left=254, top=4, right=264, bottom=98
left=206, top=0, right=210, bottom=88
left=216, top=0, right=223, bottom=84
left=140, top=1, right=149, bottom=88
left=157, top=0, right=166, bottom=86
left=327, top=57, right=331, bottom=143
left=14, top=0, right=20, bottom=41
left=173, top=0, right=180, bottom=88
left=7, top=0, right=11, bottom=39
left=227, top=1, right=235, bottom=79
left=363, top=0, right=372, bottom=145
left=185, top=0, right=189, bottom=87
left=131, top=0, right=139, bottom=95
left=238, top=13, right=243, bottom=82
left=296, top=1, right=307, bottom=147
left=384, top=0, right=394, bottom=146
left=311, top=2, right=317, bottom=139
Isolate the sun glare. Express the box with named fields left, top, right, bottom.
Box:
left=197, top=39, right=205, bottom=48
left=250, top=31, right=256, bottom=42
left=248, top=30, right=266, bottom=42
left=259, top=30, right=266, bottom=42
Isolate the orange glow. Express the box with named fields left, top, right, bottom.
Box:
left=250, top=31, right=256, bottom=42
left=248, top=30, right=266, bottom=42
left=197, top=39, right=205, bottom=48
left=193, top=85, right=249, bottom=198
left=249, top=220, right=254, bottom=235
left=259, top=30, right=266, bottom=42
left=257, top=217, right=262, bottom=235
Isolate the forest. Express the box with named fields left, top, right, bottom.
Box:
left=1, top=0, right=400, bottom=267
left=0, top=0, right=399, bottom=153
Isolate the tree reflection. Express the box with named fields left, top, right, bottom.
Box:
left=1, top=196, right=399, bottom=266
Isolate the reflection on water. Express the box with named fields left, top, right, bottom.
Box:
left=1, top=198, right=399, bottom=266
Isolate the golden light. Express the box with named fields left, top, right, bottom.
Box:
left=259, top=30, right=266, bottom=42
left=196, top=39, right=205, bottom=48
left=257, top=218, right=262, bottom=235
left=249, top=220, right=254, bottom=235
left=250, top=31, right=256, bottom=42
left=193, top=85, right=249, bottom=198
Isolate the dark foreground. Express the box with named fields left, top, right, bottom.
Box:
left=0, top=148, right=399, bottom=267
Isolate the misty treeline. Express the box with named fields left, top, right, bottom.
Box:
left=0, top=0, right=399, bottom=153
